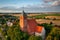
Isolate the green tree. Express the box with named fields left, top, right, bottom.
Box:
left=13, top=25, right=23, bottom=40
left=22, top=32, right=29, bottom=40
left=46, top=27, right=60, bottom=40
left=7, top=27, right=16, bottom=40
left=46, top=35, right=53, bottom=40
left=28, top=35, right=42, bottom=40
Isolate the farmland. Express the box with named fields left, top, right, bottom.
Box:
left=36, top=19, right=60, bottom=25
left=28, top=13, right=60, bottom=26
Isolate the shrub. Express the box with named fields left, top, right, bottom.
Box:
left=46, top=27, right=60, bottom=40
left=28, top=35, right=42, bottom=40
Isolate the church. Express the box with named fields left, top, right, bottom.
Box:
left=20, top=11, right=45, bottom=39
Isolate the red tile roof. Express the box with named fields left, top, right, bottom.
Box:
left=27, top=19, right=43, bottom=34
left=35, top=26, right=43, bottom=33
left=27, top=19, right=37, bottom=33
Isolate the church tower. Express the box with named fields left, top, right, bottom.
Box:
left=20, top=10, right=27, bottom=31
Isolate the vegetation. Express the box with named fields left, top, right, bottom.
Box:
left=46, top=27, right=60, bottom=40
left=28, top=35, right=42, bottom=40
left=0, top=15, right=60, bottom=40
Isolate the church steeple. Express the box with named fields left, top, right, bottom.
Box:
left=22, top=10, right=25, bottom=14
left=20, top=10, right=27, bottom=31
left=22, top=10, right=27, bottom=19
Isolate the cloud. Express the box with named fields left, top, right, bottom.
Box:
left=43, top=0, right=60, bottom=6
left=44, top=0, right=54, bottom=3
left=0, top=10, right=21, bottom=13
left=0, top=0, right=60, bottom=13
left=52, top=1, right=60, bottom=6
left=0, top=4, right=60, bottom=13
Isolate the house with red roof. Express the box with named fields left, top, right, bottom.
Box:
left=20, top=11, right=45, bottom=40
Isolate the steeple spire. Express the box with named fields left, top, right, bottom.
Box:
left=20, top=10, right=27, bottom=31
left=23, top=10, right=24, bottom=14
left=22, top=10, right=27, bottom=19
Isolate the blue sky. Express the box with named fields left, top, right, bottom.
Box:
left=0, top=0, right=42, bottom=7
left=0, top=0, right=60, bottom=13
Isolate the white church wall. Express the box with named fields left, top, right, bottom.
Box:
left=35, top=27, right=46, bottom=40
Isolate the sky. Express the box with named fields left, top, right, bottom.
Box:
left=0, top=0, right=60, bottom=13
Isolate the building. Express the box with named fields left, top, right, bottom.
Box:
left=6, top=20, right=13, bottom=27
left=20, top=11, right=45, bottom=40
